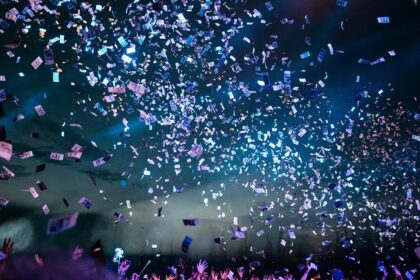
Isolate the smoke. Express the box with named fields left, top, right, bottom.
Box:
left=0, top=218, right=33, bottom=252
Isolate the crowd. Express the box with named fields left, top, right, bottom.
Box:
left=0, top=237, right=410, bottom=280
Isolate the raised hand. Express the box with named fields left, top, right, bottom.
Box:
left=197, top=259, right=208, bottom=274
left=178, top=258, right=186, bottom=271
left=71, top=245, right=84, bottom=261
left=131, top=273, right=140, bottom=280
left=152, top=273, right=161, bottom=280
left=166, top=275, right=176, bottom=280
left=118, top=259, right=131, bottom=276
left=391, top=265, right=402, bottom=277
left=1, top=238, right=14, bottom=257
left=383, top=266, right=388, bottom=277
left=306, top=261, right=311, bottom=272
left=210, top=270, right=218, bottom=280
left=197, top=272, right=208, bottom=280
left=237, top=267, right=245, bottom=279
left=220, top=269, right=229, bottom=280
left=34, top=254, right=44, bottom=267
left=0, top=240, right=14, bottom=275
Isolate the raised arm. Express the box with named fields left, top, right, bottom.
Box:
left=0, top=238, right=14, bottom=275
